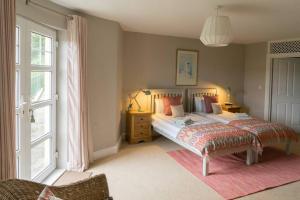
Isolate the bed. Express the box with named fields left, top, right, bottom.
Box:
left=187, top=88, right=299, bottom=162
left=150, top=89, right=256, bottom=176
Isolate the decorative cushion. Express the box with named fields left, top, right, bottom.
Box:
left=155, top=99, right=164, bottom=113
left=171, top=105, right=185, bottom=117
left=203, top=95, right=218, bottom=113
left=211, top=103, right=223, bottom=114
left=202, top=99, right=206, bottom=113
left=38, top=186, right=63, bottom=200
left=163, top=96, right=182, bottom=115
left=194, top=97, right=203, bottom=112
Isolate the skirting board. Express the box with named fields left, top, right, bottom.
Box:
left=93, top=136, right=122, bottom=160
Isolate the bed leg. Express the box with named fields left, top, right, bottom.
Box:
left=246, top=149, right=253, bottom=165
left=202, top=157, right=209, bottom=176
left=253, top=150, right=259, bottom=163
left=285, top=140, right=291, bottom=155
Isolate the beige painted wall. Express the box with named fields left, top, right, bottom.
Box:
left=243, top=42, right=268, bottom=119
left=123, top=31, right=246, bottom=113
left=16, top=0, right=76, bottom=30
left=85, top=15, right=123, bottom=151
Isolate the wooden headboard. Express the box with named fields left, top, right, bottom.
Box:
left=187, top=88, right=218, bottom=112
left=150, top=89, right=185, bottom=113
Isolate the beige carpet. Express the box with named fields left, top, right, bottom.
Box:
left=86, top=136, right=300, bottom=200
left=53, top=171, right=92, bottom=186
left=88, top=145, right=223, bottom=200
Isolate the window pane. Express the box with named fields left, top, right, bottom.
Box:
left=16, top=156, right=20, bottom=178
left=31, top=32, right=52, bottom=66
left=31, top=139, right=51, bottom=178
left=31, top=106, right=51, bottom=141
left=31, top=71, right=51, bottom=102
left=16, top=27, right=20, bottom=64
left=16, top=114, right=20, bottom=151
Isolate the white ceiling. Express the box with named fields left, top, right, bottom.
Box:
left=50, top=0, right=300, bottom=44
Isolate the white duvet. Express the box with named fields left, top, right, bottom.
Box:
left=196, top=111, right=252, bottom=124
left=151, top=113, right=216, bottom=138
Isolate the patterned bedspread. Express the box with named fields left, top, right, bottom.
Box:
left=176, top=122, right=256, bottom=157
left=229, top=119, right=298, bottom=147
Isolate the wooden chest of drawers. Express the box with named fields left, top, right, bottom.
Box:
left=126, top=111, right=152, bottom=144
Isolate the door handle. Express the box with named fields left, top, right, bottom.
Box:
left=29, top=109, right=35, bottom=123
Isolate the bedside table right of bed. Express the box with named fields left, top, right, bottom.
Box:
left=222, top=105, right=241, bottom=113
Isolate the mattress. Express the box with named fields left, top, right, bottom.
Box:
left=196, top=111, right=252, bottom=124
left=151, top=113, right=215, bottom=138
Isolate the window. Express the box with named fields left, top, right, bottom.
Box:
left=16, top=16, right=56, bottom=182
left=31, top=32, right=52, bottom=66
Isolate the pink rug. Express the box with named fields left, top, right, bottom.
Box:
left=168, top=148, right=300, bottom=199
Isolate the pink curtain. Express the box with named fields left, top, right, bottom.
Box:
left=67, top=15, right=93, bottom=171
left=0, top=0, right=16, bottom=180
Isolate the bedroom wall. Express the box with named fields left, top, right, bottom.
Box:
left=16, top=0, right=74, bottom=30
left=123, top=31, right=246, bottom=113
left=243, top=42, right=268, bottom=119
left=85, top=15, right=123, bottom=152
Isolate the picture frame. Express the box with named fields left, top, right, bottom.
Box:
left=176, top=49, right=198, bottom=86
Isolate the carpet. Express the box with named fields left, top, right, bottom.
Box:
left=87, top=145, right=223, bottom=200
left=53, top=171, right=93, bottom=186
left=168, top=147, right=300, bottom=200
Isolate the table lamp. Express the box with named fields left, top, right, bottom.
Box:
left=128, top=89, right=151, bottom=112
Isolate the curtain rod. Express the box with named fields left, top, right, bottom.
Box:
left=25, top=0, right=73, bottom=20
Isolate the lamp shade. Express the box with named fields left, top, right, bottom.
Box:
left=200, top=15, right=233, bottom=47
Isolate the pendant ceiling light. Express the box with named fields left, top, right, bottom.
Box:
left=200, top=6, right=233, bottom=47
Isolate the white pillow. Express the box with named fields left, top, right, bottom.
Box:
left=211, top=103, right=223, bottom=114
left=194, top=97, right=203, bottom=112
left=171, top=104, right=185, bottom=117
left=155, top=99, right=164, bottom=113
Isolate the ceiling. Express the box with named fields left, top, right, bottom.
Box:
left=50, top=0, right=300, bottom=44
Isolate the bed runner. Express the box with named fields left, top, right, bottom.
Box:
left=228, top=119, right=298, bottom=147
left=176, top=122, right=256, bottom=156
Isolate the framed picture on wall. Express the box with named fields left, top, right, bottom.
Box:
left=176, top=49, right=198, bottom=86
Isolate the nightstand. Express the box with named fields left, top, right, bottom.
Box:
left=126, top=111, right=152, bottom=144
left=222, top=105, right=241, bottom=113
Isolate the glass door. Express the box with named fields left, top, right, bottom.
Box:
left=16, top=16, right=57, bottom=182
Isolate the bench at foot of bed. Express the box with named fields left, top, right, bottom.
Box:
left=202, top=148, right=254, bottom=176
left=252, top=139, right=293, bottom=163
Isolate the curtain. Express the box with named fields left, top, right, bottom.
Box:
left=0, top=0, right=16, bottom=180
left=67, top=15, right=93, bottom=172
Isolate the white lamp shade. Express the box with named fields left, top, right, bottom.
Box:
left=200, top=16, right=233, bottom=47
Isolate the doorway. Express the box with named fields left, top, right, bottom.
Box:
left=16, top=16, right=57, bottom=182
left=271, top=58, right=300, bottom=132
